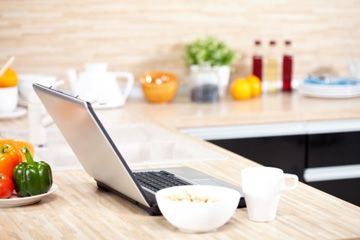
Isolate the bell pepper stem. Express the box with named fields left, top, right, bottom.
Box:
left=0, top=144, right=10, bottom=154
left=21, top=147, right=34, bottom=164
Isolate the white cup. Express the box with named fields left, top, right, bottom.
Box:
left=0, top=86, right=18, bottom=113
left=241, top=167, right=298, bottom=222
left=18, top=74, right=57, bottom=101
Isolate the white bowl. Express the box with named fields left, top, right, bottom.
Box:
left=156, top=185, right=240, bottom=233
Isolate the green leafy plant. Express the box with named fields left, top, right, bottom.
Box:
left=185, top=36, right=236, bottom=67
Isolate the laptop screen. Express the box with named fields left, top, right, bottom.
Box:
left=33, top=84, right=150, bottom=207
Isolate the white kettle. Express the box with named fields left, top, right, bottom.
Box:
left=67, top=63, right=134, bottom=108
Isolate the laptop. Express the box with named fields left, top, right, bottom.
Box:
left=34, top=83, right=245, bottom=215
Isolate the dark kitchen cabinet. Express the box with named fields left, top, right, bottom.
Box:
left=209, top=135, right=306, bottom=181
left=308, top=179, right=360, bottom=206
left=306, top=131, right=360, bottom=206
left=307, top=132, right=360, bottom=167
left=209, top=131, right=360, bottom=206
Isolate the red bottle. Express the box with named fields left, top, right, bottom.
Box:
left=252, top=40, right=263, bottom=81
left=282, top=40, right=293, bottom=91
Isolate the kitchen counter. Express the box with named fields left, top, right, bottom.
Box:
left=2, top=92, right=360, bottom=131
left=123, top=93, right=360, bottom=128
left=95, top=93, right=360, bottom=141
left=2, top=139, right=360, bottom=239
left=1, top=92, right=360, bottom=239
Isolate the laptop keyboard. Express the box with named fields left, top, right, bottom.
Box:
left=133, top=171, right=191, bottom=192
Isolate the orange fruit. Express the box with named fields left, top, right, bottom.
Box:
left=230, top=78, right=252, bottom=100
left=0, top=139, right=34, bottom=162
left=0, top=67, right=18, bottom=88
left=247, top=75, right=262, bottom=97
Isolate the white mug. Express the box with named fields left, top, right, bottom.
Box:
left=0, top=86, right=18, bottom=113
left=241, top=167, right=298, bottom=222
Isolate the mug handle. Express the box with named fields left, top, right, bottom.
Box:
left=281, top=174, right=298, bottom=191
left=114, top=72, right=134, bottom=101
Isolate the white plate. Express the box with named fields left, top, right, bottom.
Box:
left=300, top=91, right=360, bottom=98
left=0, top=184, right=58, bottom=208
left=299, top=84, right=360, bottom=98
left=300, top=86, right=360, bottom=94
left=0, top=107, right=27, bottom=120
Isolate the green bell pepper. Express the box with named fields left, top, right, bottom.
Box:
left=13, top=147, right=53, bottom=197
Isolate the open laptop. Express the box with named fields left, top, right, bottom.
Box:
left=34, top=83, right=245, bottom=215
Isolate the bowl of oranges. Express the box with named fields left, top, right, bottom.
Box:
left=230, top=75, right=262, bottom=100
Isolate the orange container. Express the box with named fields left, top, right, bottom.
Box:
left=140, top=71, right=178, bottom=103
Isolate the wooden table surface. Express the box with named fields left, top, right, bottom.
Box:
left=1, top=92, right=360, bottom=239
left=1, top=143, right=360, bottom=240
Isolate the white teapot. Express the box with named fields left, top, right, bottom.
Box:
left=67, top=63, right=134, bottom=108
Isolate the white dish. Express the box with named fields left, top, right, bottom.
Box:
left=0, top=184, right=58, bottom=208
left=299, top=84, right=360, bottom=98
left=156, top=185, right=240, bottom=233
left=299, top=90, right=360, bottom=98
left=300, top=86, right=360, bottom=93
left=0, top=107, right=27, bottom=119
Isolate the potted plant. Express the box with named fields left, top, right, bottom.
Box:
left=185, top=36, right=235, bottom=102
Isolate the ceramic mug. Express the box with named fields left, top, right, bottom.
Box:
left=241, top=167, right=298, bottom=222
left=0, top=86, right=18, bottom=113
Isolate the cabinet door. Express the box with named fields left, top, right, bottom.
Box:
left=308, top=132, right=360, bottom=167
left=308, top=179, right=360, bottom=206
left=209, top=135, right=306, bottom=180
left=307, top=132, right=360, bottom=206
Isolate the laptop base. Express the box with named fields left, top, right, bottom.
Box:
left=96, top=180, right=161, bottom=216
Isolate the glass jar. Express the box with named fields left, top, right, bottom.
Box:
left=189, top=65, right=220, bottom=103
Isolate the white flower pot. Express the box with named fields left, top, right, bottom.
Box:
left=189, top=65, right=231, bottom=100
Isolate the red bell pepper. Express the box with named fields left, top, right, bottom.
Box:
left=0, top=173, right=14, bottom=198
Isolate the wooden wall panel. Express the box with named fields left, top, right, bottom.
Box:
left=0, top=0, right=359, bottom=83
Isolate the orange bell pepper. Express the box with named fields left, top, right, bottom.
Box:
left=0, top=144, right=22, bottom=179
left=0, top=139, right=34, bottom=161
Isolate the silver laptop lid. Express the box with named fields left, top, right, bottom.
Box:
left=33, top=84, right=150, bottom=207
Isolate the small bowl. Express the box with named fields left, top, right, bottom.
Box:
left=140, top=71, right=177, bottom=103
left=156, top=185, right=240, bottom=233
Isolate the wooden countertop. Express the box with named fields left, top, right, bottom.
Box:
left=1, top=92, right=360, bottom=239
left=2, top=141, right=360, bottom=239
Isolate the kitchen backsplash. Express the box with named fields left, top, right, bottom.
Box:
left=0, top=0, right=359, bottom=82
